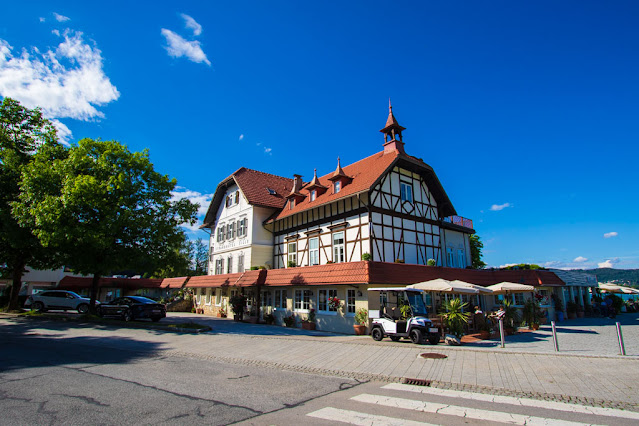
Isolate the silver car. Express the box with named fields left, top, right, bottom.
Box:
left=25, top=290, right=96, bottom=314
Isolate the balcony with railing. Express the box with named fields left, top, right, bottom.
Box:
left=443, top=215, right=474, bottom=230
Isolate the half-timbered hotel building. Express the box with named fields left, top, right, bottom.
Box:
left=194, top=105, right=565, bottom=333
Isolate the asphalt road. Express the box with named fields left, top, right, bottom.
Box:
left=0, top=319, right=360, bottom=425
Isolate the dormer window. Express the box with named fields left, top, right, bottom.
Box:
left=289, top=199, right=295, bottom=209
left=310, top=190, right=316, bottom=201
left=334, top=181, right=341, bottom=194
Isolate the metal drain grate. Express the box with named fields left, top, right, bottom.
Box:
left=401, top=377, right=432, bottom=386
left=420, top=353, right=448, bottom=359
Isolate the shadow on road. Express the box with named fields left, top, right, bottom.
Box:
left=0, top=318, right=164, bottom=373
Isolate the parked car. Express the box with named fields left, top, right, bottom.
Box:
left=25, top=290, right=95, bottom=314
left=97, top=296, right=166, bottom=322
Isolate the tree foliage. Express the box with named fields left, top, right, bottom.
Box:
left=469, top=234, right=486, bottom=269
left=0, top=98, right=59, bottom=310
left=14, top=138, right=199, bottom=311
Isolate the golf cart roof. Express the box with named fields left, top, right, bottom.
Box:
left=368, top=287, right=424, bottom=293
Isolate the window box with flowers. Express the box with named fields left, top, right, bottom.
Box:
left=328, top=296, right=341, bottom=312
left=302, top=309, right=316, bottom=330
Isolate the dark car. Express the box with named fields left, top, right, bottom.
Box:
left=97, top=296, right=166, bottom=322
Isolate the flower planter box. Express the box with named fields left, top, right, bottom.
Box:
left=301, top=322, right=316, bottom=330
left=353, top=324, right=367, bottom=335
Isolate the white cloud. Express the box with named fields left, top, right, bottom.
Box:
left=239, top=134, right=244, bottom=141
left=39, top=17, right=46, bottom=23
left=573, top=256, right=588, bottom=263
left=490, top=203, right=511, bottom=211
left=603, top=231, right=618, bottom=239
left=180, top=13, right=202, bottom=36
left=0, top=30, right=120, bottom=143
left=499, top=263, right=519, bottom=269
left=50, top=119, right=72, bottom=146
left=598, top=258, right=619, bottom=268
left=170, top=186, right=213, bottom=217
left=161, top=29, right=210, bottom=66
left=53, top=13, right=70, bottom=22
left=264, top=147, right=272, bottom=155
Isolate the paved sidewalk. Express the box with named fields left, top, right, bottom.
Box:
left=2, top=312, right=638, bottom=410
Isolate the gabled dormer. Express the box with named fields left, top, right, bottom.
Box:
left=304, top=168, right=327, bottom=202
left=286, top=174, right=306, bottom=209
left=327, top=157, right=353, bottom=194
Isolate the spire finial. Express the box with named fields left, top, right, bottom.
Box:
left=389, top=97, right=392, bottom=110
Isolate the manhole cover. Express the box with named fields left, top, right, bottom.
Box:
left=420, top=352, right=447, bottom=359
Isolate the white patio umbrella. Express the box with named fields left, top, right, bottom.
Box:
left=450, top=280, right=493, bottom=294
left=598, top=283, right=639, bottom=294
left=485, top=282, right=535, bottom=294
left=408, top=279, right=479, bottom=294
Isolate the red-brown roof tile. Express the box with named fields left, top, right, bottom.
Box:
left=188, top=273, right=244, bottom=288
left=58, top=276, right=164, bottom=289
left=160, top=277, right=188, bottom=289
left=274, top=151, right=399, bottom=221
left=202, top=168, right=293, bottom=228
left=181, top=262, right=564, bottom=289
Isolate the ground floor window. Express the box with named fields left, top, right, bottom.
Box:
left=346, top=289, right=356, bottom=314
left=294, top=289, right=311, bottom=312
left=275, top=289, right=287, bottom=309
left=261, top=290, right=273, bottom=307
left=205, top=288, right=212, bottom=305
left=215, top=288, right=222, bottom=305
left=318, top=289, right=338, bottom=313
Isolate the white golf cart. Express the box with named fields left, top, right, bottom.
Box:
left=368, top=287, right=440, bottom=345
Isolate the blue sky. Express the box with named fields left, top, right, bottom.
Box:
left=1, top=1, right=638, bottom=270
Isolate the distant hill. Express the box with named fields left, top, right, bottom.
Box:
left=572, top=268, right=639, bottom=287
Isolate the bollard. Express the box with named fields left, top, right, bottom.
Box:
left=499, top=318, right=505, bottom=348
left=616, top=322, right=626, bottom=356
left=551, top=321, right=559, bottom=352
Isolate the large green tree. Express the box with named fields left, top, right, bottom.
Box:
left=0, top=98, right=60, bottom=310
left=469, top=234, right=486, bottom=269
left=14, top=138, right=199, bottom=311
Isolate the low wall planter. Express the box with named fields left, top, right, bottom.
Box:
left=353, top=324, right=367, bottom=335
left=301, top=322, right=316, bottom=330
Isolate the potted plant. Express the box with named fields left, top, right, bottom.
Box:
left=263, top=313, right=275, bottom=325
left=361, top=253, right=371, bottom=261
left=283, top=313, right=295, bottom=327
left=301, top=309, right=316, bottom=330
left=217, top=308, right=227, bottom=318
left=440, top=298, right=470, bottom=339
left=523, top=299, right=541, bottom=330
left=502, top=299, right=520, bottom=334
left=328, top=296, right=341, bottom=312
left=566, top=301, right=578, bottom=320
left=229, top=294, right=247, bottom=322
left=552, top=294, right=564, bottom=322
left=354, top=308, right=368, bottom=335
left=427, top=258, right=436, bottom=266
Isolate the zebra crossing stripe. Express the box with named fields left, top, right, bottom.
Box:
left=351, top=394, right=597, bottom=426
left=383, top=383, right=639, bottom=421
left=307, top=407, right=436, bottom=426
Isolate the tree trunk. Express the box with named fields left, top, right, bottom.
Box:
left=7, top=258, right=26, bottom=311
left=89, top=273, right=101, bottom=314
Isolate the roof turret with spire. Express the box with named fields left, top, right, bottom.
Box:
left=380, top=99, right=406, bottom=154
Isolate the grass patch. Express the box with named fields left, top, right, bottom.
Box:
left=167, top=321, right=209, bottom=330
left=19, top=310, right=43, bottom=317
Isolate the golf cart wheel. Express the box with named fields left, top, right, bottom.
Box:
left=390, top=336, right=401, bottom=342
left=428, top=334, right=440, bottom=345
left=371, top=327, right=384, bottom=341
left=410, top=329, right=424, bottom=345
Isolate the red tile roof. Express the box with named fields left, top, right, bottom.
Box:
left=187, top=273, right=244, bottom=288
left=59, top=276, right=163, bottom=289
left=202, top=168, right=293, bottom=228
left=273, top=151, right=399, bottom=221
left=160, top=277, right=188, bottom=289
left=183, top=262, right=565, bottom=289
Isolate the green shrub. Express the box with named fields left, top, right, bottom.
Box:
left=361, top=253, right=371, bottom=261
